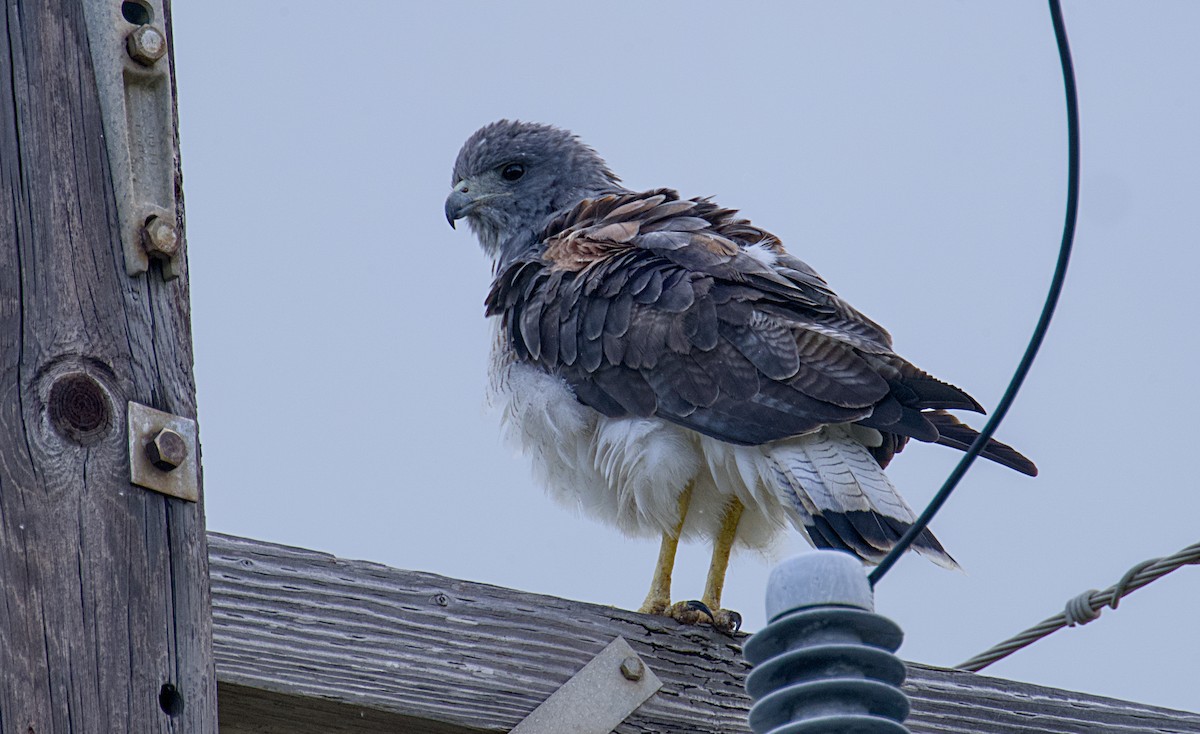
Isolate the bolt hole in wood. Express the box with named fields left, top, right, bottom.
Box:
left=121, top=0, right=152, bottom=25
left=48, top=373, right=113, bottom=446
left=159, top=683, right=184, bottom=717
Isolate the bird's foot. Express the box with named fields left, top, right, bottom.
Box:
left=666, top=600, right=742, bottom=634
left=666, top=600, right=709, bottom=625
left=638, top=597, right=670, bottom=616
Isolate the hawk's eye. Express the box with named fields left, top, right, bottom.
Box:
left=501, top=163, right=526, bottom=182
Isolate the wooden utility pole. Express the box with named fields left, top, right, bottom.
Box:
left=0, top=0, right=216, bottom=731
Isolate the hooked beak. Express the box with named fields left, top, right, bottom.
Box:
left=445, top=181, right=506, bottom=229
left=445, top=188, right=472, bottom=229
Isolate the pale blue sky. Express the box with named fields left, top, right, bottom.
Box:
left=174, top=1, right=1200, bottom=713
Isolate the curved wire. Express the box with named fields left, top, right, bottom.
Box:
left=870, top=0, right=1080, bottom=587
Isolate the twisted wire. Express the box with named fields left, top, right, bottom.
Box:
left=957, top=541, right=1200, bottom=673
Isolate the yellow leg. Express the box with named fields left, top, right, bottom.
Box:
left=701, top=497, right=745, bottom=612
left=637, top=482, right=695, bottom=615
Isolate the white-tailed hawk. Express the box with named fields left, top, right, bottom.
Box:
left=446, top=120, right=1036, bottom=631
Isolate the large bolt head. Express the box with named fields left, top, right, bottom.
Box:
left=146, top=428, right=187, bottom=471
left=619, top=656, right=644, bottom=682
left=142, top=216, right=179, bottom=257
left=126, top=25, right=166, bottom=66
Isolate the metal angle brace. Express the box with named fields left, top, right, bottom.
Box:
left=510, top=637, right=662, bottom=734
left=81, top=0, right=183, bottom=280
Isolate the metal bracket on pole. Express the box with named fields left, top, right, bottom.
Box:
left=128, top=401, right=198, bottom=502
left=510, top=637, right=662, bottom=734
left=81, top=0, right=182, bottom=280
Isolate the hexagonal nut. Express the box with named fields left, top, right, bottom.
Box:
left=146, top=428, right=187, bottom=472
left=142, top=216, right=179, bottom=257
left=126, top=25, right=167, bottom=66
left=619, top=656, right=644, bottom=682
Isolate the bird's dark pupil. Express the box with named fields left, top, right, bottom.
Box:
left=502, top=163, right=525, bottom=181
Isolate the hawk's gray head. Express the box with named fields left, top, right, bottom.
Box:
left=445, top=120, right=623, bottom=261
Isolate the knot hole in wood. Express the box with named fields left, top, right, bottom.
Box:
left=48, top=372, right=113, bottom=446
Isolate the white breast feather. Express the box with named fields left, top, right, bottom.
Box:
left=490, top=323, right=931, bottom=558
left=491, top=328, right=703, bottom=538
left=593, top=418, right=702, bottom=534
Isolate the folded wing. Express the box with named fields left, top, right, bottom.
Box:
left=485, top=188, right=1036, bottom=476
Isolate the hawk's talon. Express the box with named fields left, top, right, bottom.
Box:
left=660, top=600, right=740, bottom=633
left=684, top=600, right=715, bottom=623
left=711, top=608, right=743, bottom=635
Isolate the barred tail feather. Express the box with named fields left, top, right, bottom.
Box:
left=767, top=425, right=959, bottom=570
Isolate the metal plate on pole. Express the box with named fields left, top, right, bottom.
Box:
left=510, top=636, right=662, bottom=734
left=80, top=0, right=183, bottom=280
left=128, top=401, right=199, bottom=502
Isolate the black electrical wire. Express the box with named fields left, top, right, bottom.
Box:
left=869, top=0, right=1079, bottom=587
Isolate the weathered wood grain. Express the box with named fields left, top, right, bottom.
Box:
left=209, top=533, right=1200, bottom=734
left=0, top=0, right=215, bottom=731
